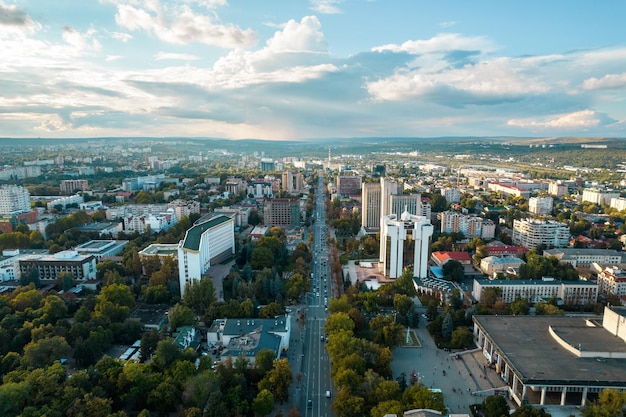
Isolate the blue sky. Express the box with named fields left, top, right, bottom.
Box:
left=1, top=0, right=626, bottom=140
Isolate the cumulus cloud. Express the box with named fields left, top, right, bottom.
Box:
left=62, top=27, right=102, bottom=52
left=155, top=52, right=200, bottom=60
left=507, top=109, right=615, bottom=129
left=106, top=55, right=123, bottom=61
left=309, top=0, right=344, bottom=14
left=582, top=72, right=626, bottom=90
left=439, top=21, right=456, bottom=28
left=114, top=2, right=257, bottom=48
left=213, top=16, right=333, bottom=78
left=367, top=57, right=549, bottom=102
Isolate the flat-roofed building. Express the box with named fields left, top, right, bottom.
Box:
left=473, top=307, right=626, bottom=408
left=361, top=182, right=382, bottom=229
left=19, top=250, right=97, bottom=282
left=60, top=179, right=88, bottom=195
left=380, top=211, right=433, bottom=279
left=263, top=198, right=300, bottom=227
left=472, top=277, right=598, bottom=305
left=528, top=196, right=553, bottom=215
left=178, top=215, right=235, bottom=296
left=75, top=240, right=128, bottom=261
left=139, top=243, right=179, bottom=263
left=512, top=218, right=569, bottom=249
left=543, top=248, right=625, bottom=267
left=480, top=256, right=525, bottom=277
left=596, top=264, right=626, bottom=299
left=336, top=175, right=362, bottom=196
left=582, top=188, right=620, bottom=205
left=0, top=185, right=31, bottom=214
left=77, top=222, right=123, bottom=238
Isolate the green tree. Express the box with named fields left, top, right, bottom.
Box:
left=441, top=312, right=455, bottom=339
left=450, top=327, right=473, bottom=349
left=250, top=246, right=275, bottom=269
left=510, top=405, right=552, bottom=417
left=370, top=400, right=404, bottom=417
left=393, top=294, right=413, bottom=318
left=183, top=279, right=217, bottom=316
left=253, top=389, right=274, bottom=417
left=402, top=383, right=445, bottom=412
left=168, top=304, right=196, bottom=330
left=442, top=259, right=464, bottom=282
left=258, top=359, right=292, bottom=404
left=0, top=381, right=30, bottom=417
left=483, top=395, right=510, bottom=417
left=22, top=335, right=71, bottom=369
left=152, top=339, right=182, bottom=371
left=582, top=388, right=626, bottom=417
left=332, top=388, right=365, bottom=417
left=325, top=312, right=355, bottom=334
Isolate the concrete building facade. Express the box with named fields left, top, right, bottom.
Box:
left=512, top=219, right=570, bottom=249
left=380, top=211, right=433, bottom=279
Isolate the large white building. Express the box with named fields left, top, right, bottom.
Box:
left=18, top=250, right=97, bottom=283
left=472, top=277, right=598, bottom=305
left=528, top=196, right=553, bottom=215
left=439, top=211, right=492, bottom=239
left=610, top=197, right=626, bottom=212
left=582, top=188, right=620, bottom=205
left=379, top=211, right=433, bottom=279
left=178, top=215, right=235, bottom=296
left=0, top=185, right=31, bottom=214
left=543, top=248, right=625, bottom=267
left=441, top=187, right=461, bottom=203
left=479, top=256, right=525, bottom=277
left=123, top=209, right=178, bottom=233
left=512, top=219, right=570, bottom=249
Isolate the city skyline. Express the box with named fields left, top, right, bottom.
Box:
left=2, top=0, right=626, bottom=140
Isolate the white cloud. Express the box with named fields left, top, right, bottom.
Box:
left=114, top=2, right=257, bottom=48
left=367, top=57, right=549, bottom=102
left=439, top=21, right=456, bottom=28
left=155, top=52, right=200, bottom=60
left=372, top=33, right=495, bottom=54
left=507, top=110, right=601, bottom=129
left=583, top=73, right=626, bottom=90
left=309, top=0, right=343, bottom=14
left=111, top=31, right=133, bottom=42
left=106, top=55, right=123, bottom=61
left=62, top=27, right=102, bottom=52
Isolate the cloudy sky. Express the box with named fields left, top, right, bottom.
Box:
left=2, top=0, right=626, bottom=140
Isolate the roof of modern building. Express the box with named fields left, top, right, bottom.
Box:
left=139, top=243, right=179, bottom=256
left=181, top=215, right=232, bottom=251
left=473, top=315, right=626, bottom=386
left=474, top=278, right=597, bottom=286
left=431, top=251, right=471, bottom=264
left=77, top=222, right=120, bottom=231
left=221, top=331, right=282, bottom=359
left=481, top=256, right=525, bottom=265
left=544, top=248, right=625, bottom=257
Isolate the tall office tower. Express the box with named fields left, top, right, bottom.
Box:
left=389, top=194, right=422, bottom=218
left=0, top=185, right=31, bottom=214
left=380, top=177, right=399, bottom=218
left=380, top=211, right=433, bottom=279
left=361, top=182, right=382, bottom=229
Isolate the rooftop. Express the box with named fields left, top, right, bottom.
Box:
left=474, top=315, right=626, bottom=385
left=181, top=215, right=232, bottom=251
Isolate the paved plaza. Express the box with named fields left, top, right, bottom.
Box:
left=391, top=319, right=513, bottom=414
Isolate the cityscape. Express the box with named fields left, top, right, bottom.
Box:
left=2, top=2, right=626, bottom=417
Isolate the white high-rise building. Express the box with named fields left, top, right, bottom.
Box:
left=528, top=196, right=553, bottom=215
left=178, top=215, right=235, bottom=296
left=0, top=185, right=31, bottom=214
left=380, top=211, right=433, bottom=279
left=381, top=177, right=399, bottom=219
left=441, top=187, right=461, bottom=203
left=389, top=194, right=422, bottom=218
left=512, top=219, right=570, bottom=249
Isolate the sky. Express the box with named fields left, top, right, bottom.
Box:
left=1, top=1, right=626, bottom=140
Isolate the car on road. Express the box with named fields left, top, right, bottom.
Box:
left=307, top=400, right=313, bottom=409
left=326, top=390, right=331, bottom=398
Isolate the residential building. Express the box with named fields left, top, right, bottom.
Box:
left=47, top=194, right=84, bottom=211
left=19, top=250, right=97, bottom=282
left=0, top=211, right=37, bottom=233
left=336, top=175, right=362, bottom=196
left=214, top=206, right=251, bottom=228
left=481, top=219, right=496, bottom=240
left=582, top=188, right=620, bottom=205
left=260, top=159, right=275, bottom=172
left=472, top=277, right=598, bottom=305
left=439, top=211, right=487, bottom=239
left=263, top=198, right=300, bottom=227
left=178, top=215, right=235, bottom=296
left=610, top=197, right=626, bottom=212
left=441, top=187, right=461, bottom=203
left=548, top=181, right=569, bottom=197
left=528, top=196, right=553, bottom=215
left=247, top=181, right=273, bottom=198
left=361, top=182, right=381, bottom=229
left=379, top=211, right=433, bottom=279
left=60, top=179, right=88, bottom=195
left=543, top=248, right=625, bottom=267
left=167, top=199, right=200, bottom=219
left=596, top=265, right=626, bottom=300
left=380, top=177, right=399, bottom=220
left=281, top=171, right=304, bottom=194
left=512, top=219, right=570, bottom=249
left=487, top=182, right=531, bottom=199
left=123, top=209, right=178, bottom=233
left=0, top=185, right=31, bottom=214
left=389, top=194, right=422, bottom=218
